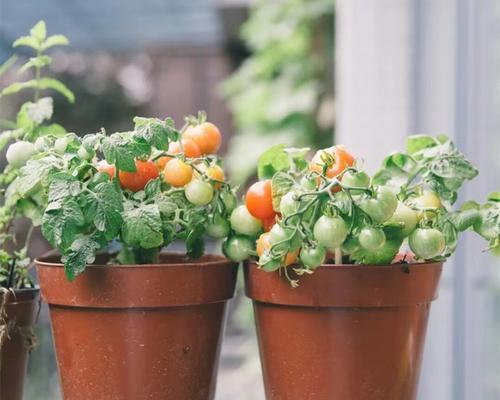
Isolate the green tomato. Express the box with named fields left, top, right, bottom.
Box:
left=299, top=246, right=326, bottom=269
left=387, top=202, right=418, bottom=236
left=54, top=137, right=71, bottom=154
left=259, top=252, right=282, bottom=272
left=409, top=228, right=446, bottom=259
left=342, top=235, right=360, bottom=254
left=77, top=147, right=92, bottom=160
left=34, top=136, right=49, bottom=152
left=221, top=190, right=237, bottom=213
left=223, top=235, right=254, bottom=262
left=230, top=205, right=262, bottom=236
left=358, top=186, right=398, bottom=223
left=358, top=238, right=404, bottom=265
left=185, top=180, right=214, bottom=206
left=342, top=171, right=370, bottom=194
left=358, top=227, right=386, bottom=251
left=6, top=141, right=37, bottom=168
left=269, top=224, right=301, bottom=252
left=206, top=215, right=230, bottom=239
left=279, top=191, right=299, bottom=217
left=313, top=215, right=348, bottom=249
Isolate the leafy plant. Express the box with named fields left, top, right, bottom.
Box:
left=11, top=113, right=236, bottom=280
left=222, top=0, right=335, bottom=183
left=0, top=21, right=73, bottom=289
left=225, top=135, right=499, bottom=286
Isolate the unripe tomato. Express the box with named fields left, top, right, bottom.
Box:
left=77, top=147, right=92, bottom=160
left=168, top=138, right=202, bottom=158
left=230, top=205, right=262, bottom=236
left=341, top=171, right=370, bottom=194
left=246, top=180, right=275, bottom=220
left=269, top=224, right=301, bottom=252
left=279, top=191, right=299, bottom=217
left=196, top=164, right=225, bottom=189
left=54, top=137, right=71, bottom=154
left=309, top=145, right=355, bottom=179
left=185, top=179, right=214, bottom=206
left=119, top=160, right=159, bottom=192
left=299, top=246, right=326, bottom=269
left=358, top=227, right=386, bottom=251
left=358, top=186, right=398, bottom=223
left=34, top=136, right=49, bottom=152
left=223, top=235, right=254, bottom=262
left=206, top=215, right=230, bottom=239
left=221, top=190, right=237, bottom=213
left=183, top=122, right=221, bottom=154
left=313, top=215, right=348, bottom=249
left=408, top=228, right=445, bottom=259
left=410, top=191, right=442, bottom=219
left=163, top=159, right=193, bottom=187
left=6, top=141, right=37, bottom=168
left=256, top=232, right=299, bottom=266
left=388, top=202, right=418, bottom=236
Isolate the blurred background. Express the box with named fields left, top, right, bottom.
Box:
left=0, top=0, right=499, bottom=399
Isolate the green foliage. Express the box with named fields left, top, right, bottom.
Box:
left=222, top=0, right=335, bottom=183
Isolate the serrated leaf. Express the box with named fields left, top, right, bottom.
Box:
left=122, top=204, right=164, bottom=249
left=429, top=154, right=478, bottom=180
left=61, top=234, right=103, bottom=281
left=257, top=144, right=290, bottom=180
left=406, top=135, right=439, bottom=154
left=47, top=173, right=81, bottom=203
left=102, top=133, right=150, bottom=172
left=42, top=34, right=69, bottom=50
left=42, top=198, right=86, bottom=250
left=271, top=172, right=295, bottom=211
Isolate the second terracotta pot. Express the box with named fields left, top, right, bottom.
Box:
left=0, top=287, right=40, bottom=400
left=36, top=253, right=238, bottom=400
left=245, top=261, right=443, bottom=400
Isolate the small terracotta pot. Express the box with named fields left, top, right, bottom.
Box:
left=0, top=287, right=40, bottom=400
left=245, top=261, right=443, bottom=400
left=36, top=253, right=238, bottom=400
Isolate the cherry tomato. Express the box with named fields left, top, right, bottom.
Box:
left=6, top=141, right=37, bottom=168
left=410, top=191, right=442, bottom=219
left=279, top=191, right=299, bottom=217
left=358, top=227, right=386, bottom=251
left=54, top=137, right=71, bottom=154
left=163, top=159, right=193, bottom=187
left=185, top=179, right=214, bottom=206
left=408, top=228, right=445, bottom=259
left=256, top=232, right=299, bottom=266
left=388, top=202, right=418, bottom=236
left=230, top=205, right=262, bottom=236
left=269, top=224, right=301, bottom=252
left=223, top=235, right=254, bottom=262
left=220, top=190, right=237, bottom=213
left=313, top=215, right=348, bottom=249
left=118, top=160, right=159, bottom=192
left=196, top=164, right=225, bottom=189
left=341, top=171, right=370, bottom=194
left=183, top=122, right=222, bottom=154
left=300, top=175, right=317, bottom=190
left=246, top=180, right=275, bottom=220
left=98, top=161, right=116, bottom=179
left=155, top=156, right=173, bottom=171
left=261, top=216, right=277, bottom=232
left=309, top=145, right=355, bottom=178
left=168, top=138, right=202, bottom=158
left=206, top=215, right=230, bottom=239
left=299, top=246, right=326, bottom=269
left=358, top=186, right=398, bottom=223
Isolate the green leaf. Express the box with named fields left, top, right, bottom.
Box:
left=87, top=181, right=124, bottom=239
left=1, top=80, right=37, bottom=97
left=37, top=78, right=75, bottom=103
left=428, top=154, right=478, bottom=180
left=257, top=144, right=290, bottom=179
left=30, top=21, right=47, bottom=42
left=19, top=55, right=52, bottom=73
left=122, top=204, right=164, bottom=249
left=47, top=173, right=81, bottom=203
left=61, top=234, right=103, bottom=281
left=102, top=133, right=150, bottom=172
left=42, top=34, right=69, bottom=50
left=271, top=171, right=295, bottom=210
left=42, top=198, right=86, bottom=250
left=449, top=209, right=481, bottom=232
left=12, top=36, right=40, bottom=50
left=16, top=155, right=63, bottom=196
left=406, top=135, right=439, bottom=154
left=0, top=55, right=17, bottom=77
left=488, top=192, right=500, bottom=202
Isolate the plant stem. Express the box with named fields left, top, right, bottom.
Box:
left=34, top=49, right=41, bottom=101
left=133, top=247, right=160, bottom=264
left=335, top=247, right=342, bottom=265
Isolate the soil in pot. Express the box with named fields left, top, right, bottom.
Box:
left=36, top=253, right=238, bottom=400
left=245, top=260, right=443, bottom=400
left=0, top=288, right=40, bottom=400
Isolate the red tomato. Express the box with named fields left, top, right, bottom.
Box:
left=261, top=216, right=277, bottom=232
left=246, top=180, right=275, bottom=220
left=310, top=145, right=355, bottom=179
left=119, top=160, right=159, bottom=192
left=98, top=161, right=115, bottom=179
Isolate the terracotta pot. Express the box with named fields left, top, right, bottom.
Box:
left=36, top=253, right=238, bottom=400
left=245, top=261, right=443, bottom=400
left=0, top=287, right=40, bottom=400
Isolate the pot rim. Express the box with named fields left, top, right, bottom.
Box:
left=244, top=260, right=444, bottom=308
left=1, top=287, right=40, bottom=304
left=35, top=251, right=234, bottom=269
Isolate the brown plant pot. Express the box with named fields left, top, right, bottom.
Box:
left=245, top=260, right=443, bottom=400
left=0, top=287, right=40, bottom=400
left=35, top=253, right=238, bottom=400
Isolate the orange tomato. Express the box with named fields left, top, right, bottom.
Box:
left=98, top=161, right=116, bottom=179
left=118, top=160, right=159, bottom=192
left=246, top=180, right=275, bottom=220
left=155, top=156, right=173, bottom=171
left=261, top=216, right=277, bottom=232
left=163, top=158, right=193, bottom=187
left=183, top=122, right=221, bottom=155
left=309, top=145, right=355, bottom=179
left=256, top=232, right=299, bottom=266
left=168, top=138, right=202, bottom=158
